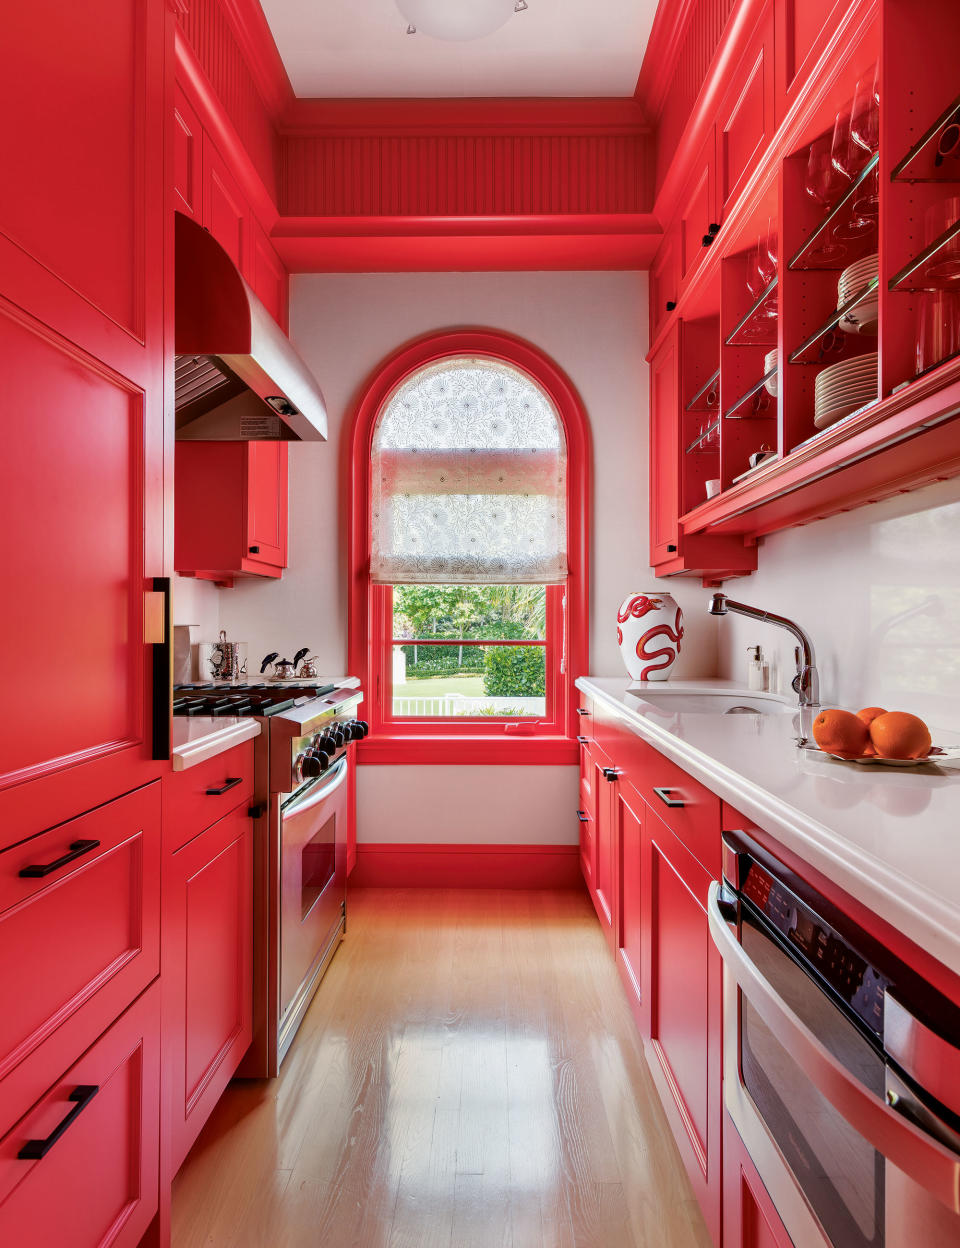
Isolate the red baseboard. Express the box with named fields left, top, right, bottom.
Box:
left=350, top=842, right=583, bottom=890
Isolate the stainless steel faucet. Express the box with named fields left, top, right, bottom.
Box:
left=708, top=592, right=821, bottom=708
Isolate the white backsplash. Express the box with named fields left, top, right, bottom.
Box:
left=715, top=476, right=960, bottom=733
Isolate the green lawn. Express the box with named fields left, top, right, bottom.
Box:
left=393, top=674, right=485, bottom=699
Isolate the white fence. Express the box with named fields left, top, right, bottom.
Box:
left=393, top=693, right=545, bottom=717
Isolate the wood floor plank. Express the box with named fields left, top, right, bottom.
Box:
left=172, top=887, right=713, bottom=1248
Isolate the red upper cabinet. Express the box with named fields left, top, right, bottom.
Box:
left=649, top=324, right=682, bottom=565
left=774, top=0, right=844, bottom=119
left=202, top=133, right=250, bottom=276
left=173, top=86, right=203, bottom=222
left=0, top=0, right=166, bottom=837
left=650, top=225, right=680, bottom=344
left=717, top=6, right=775, bottom=219
left=249, top=217, right=289, bottom=330
left=175, top=441, right=289, bottom=585
left=678, top=127, right=718, bottom=291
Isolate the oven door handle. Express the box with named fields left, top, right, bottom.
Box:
left=707, top=882, right=960, bottom=1214
left=282, top=756, right=349, bottom=817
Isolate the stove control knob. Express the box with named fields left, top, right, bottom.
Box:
left=312, top=733, right=337, bottom=757
left=355, top=720, right=370, bottom=738
left=298, top=750, right=327, bottom=780
left=330, top=725, right=346, bottom=747
left=343, top=720, right=360, bottom=741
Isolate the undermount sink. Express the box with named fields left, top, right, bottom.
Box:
left=628, top=689, right=795, bottom=716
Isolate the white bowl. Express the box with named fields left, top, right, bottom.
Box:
left=705, top=478, right=721, bottom=499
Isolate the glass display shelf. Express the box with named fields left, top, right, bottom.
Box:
left=891, top=96, right=960, bottom=184
left=723, top=368, right=778, bottom=420
left=787, top=277, right=879, bottom=364
left=789, top=153, right=880, bottom=272
left=725, top=278, right=778, bottom=347
left=685, top=367, right=721, bottom=412
left=685, top=418, right=720, bottom=455
left=889, top=218, right=960, bottom=291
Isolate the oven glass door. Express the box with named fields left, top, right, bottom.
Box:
left=738, top=910, right=885, bottom=1248
left=279, top=756, right=348, bottom=1024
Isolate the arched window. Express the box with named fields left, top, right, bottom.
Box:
left=349, top=330, right=589, bottom=764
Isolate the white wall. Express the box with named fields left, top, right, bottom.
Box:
left=715, top=476, right=960, bottom=733
left=215, top=270, right=715, bottom=845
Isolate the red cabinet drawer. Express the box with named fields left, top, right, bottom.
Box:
left=0, top=784, right=160, bottom=1128
left=167, top=805, right=253, bottom=1173
left=0, top=983, right=160, bottom=1248
left=163, top=741, right=255, bottom=853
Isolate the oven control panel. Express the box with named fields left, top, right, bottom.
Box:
left=741, top=861, right=889, bottom=1038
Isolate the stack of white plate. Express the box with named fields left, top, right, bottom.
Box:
left=837, top=254, right=879, bottom=334
left=764, top=349, right=779, bottom=396
left=814, top=352, right=878, bottom=429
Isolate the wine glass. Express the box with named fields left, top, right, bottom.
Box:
left=830, top=108, right=867, bottom=183
left=850, top=63, right=880, bottom=155
left=805, top=132, right=846, bottom=208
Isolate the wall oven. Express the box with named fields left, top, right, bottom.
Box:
left=709, top=831, right=960, bottom=1248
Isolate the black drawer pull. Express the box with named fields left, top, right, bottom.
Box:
left=206, top=776, right=242, bottom=796
left=576, top=809, right=589, bottom=823
left=577, top=735, right=589, bottom=745
left=249, top=545, right=260, bottom=554
left=18, top=1085, right=99, bottom=1160
left=602, top=767, right=621, bottom=782
left=653, top=786, right=686, bottom=808
left=19, top=839, right=100, bottom=879
left=575, top=707, right=590, bottom=716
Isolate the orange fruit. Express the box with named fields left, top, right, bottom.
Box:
left=857, top=706, right=887, bottom=727
left=869, top=711, right=932, bottom=760
left=812, top=708, right=871, bottom=758
left=861, top=742, right=878, bottom=757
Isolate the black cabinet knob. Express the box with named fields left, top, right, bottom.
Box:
left=701, top=234, right=714, bottom=247
left=667, top=544, right=677, bottom=553
left=249, top=545, right=260, bottom=554
left=707, top=222, right=720, bottom=235
left=665, top=300, right=677, bottom=311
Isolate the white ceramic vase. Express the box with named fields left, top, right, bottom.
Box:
left=616, top=591, right=684, bottom=681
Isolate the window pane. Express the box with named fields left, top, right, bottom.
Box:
left=392, top=584, right=546, bottom=642
left=392, top=644, right=546, bottom=719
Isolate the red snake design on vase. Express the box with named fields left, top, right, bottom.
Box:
left=616, top=591, right=683, bottom=681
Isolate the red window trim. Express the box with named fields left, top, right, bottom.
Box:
left=347, top=328, right=591, bottom=765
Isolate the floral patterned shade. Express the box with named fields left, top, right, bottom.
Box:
left=370, top=357, right=568, bottom=584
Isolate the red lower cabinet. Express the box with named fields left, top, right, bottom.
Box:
left=166, top=804, right=253, bottom=1174
left=616, top=783, right=644, bottom=1027
left=723, top=1110, right=794, bottom=1248
left=0, top=982, right=160, bottom=1248
left=642, top=805, right=722, bottom=1245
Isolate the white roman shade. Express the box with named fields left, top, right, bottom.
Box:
left=370, top=357, right=568, bottom=585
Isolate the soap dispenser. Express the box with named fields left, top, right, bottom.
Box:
left=747, top=645, right=768, bottom=691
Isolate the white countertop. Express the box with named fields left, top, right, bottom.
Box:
left=577, top=677, right=960, bottom=979
left=171, top=716, right=261, bottom=770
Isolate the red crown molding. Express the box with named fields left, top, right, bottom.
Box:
left=633, top=0, right=700, bottom=117
left=217, top=0, right=294, bottom=121
left=281, top=96, right=652, bottom=138
left=272, top=213, right=662, bottom=273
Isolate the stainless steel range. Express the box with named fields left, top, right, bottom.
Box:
left=173, top=680, right=367, bottom=1073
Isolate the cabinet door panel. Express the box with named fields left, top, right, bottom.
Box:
left=723, top=1110, right=795, bottom=1248
left=173, top=86, right=203, bottom=221
left=679, top=129, right=716, bottom=286
left=203, top=135, right=249, bottom=274
left=617, top=786, right=643, bottom=1013
left=649, top=326, right=681, bottom=564
left=644, top=805, right=721, bottom=1243
left=0, top=983, right=160, bottom=1248
left=650, top=227, right=680, bottom=343
left=250, top=218, right=288, bottom=330
left=245, top=442, right=288, bottom=570
left=167, top=806, right=253, bottom=1173
left=719, top=10, right=774, bottom=216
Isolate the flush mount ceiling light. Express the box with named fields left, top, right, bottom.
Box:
left=399, top=0, right=527, bottom=40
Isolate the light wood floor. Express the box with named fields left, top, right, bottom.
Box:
left=171, top=888, right=713, bottom=1248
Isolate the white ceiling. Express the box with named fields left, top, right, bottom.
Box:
left=260, top=0, right=659, bottom=98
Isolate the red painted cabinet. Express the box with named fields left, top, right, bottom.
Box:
left=175, top=440, right=289, bottom=584
left=642, top=804, right=723, bottom=1246
left=250, top=216, right=289, bottom=330
left=650, top=225, right=680, bottom=344
left=649, top=325, right=682, bottom=565
left=717, top=5, right=775, bottom=219
left=173, top=85, right=203, bottom=221
left=0, top=982, right=161, bottom=1248
left=723, top=1110, right=794, bottom=1248
left=678, top=127, right=718, bottom=291
left=165, top=802, right=253, bottom=1174
left=0, top=0, right=166, bottom=839
left=202, top=133, right=249, bottom=275
left=615, top=782, right=644, bottom=1028
left=583, top=741, right=618, bottom=952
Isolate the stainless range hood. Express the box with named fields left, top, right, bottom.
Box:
left=174, top=212, right=327, bottom=441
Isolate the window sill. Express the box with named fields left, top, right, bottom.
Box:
left=356, top=735, right=579, bottom=765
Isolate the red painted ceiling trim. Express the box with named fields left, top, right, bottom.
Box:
left=633, top=0, right=700, bottom=114
left=273, top=212, right=661, bottom=238
left=281, top=96, right=652, bottom=137
left=175, top=27, right=279, bottom=228
left=216, top=0, right=294, bottom=121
